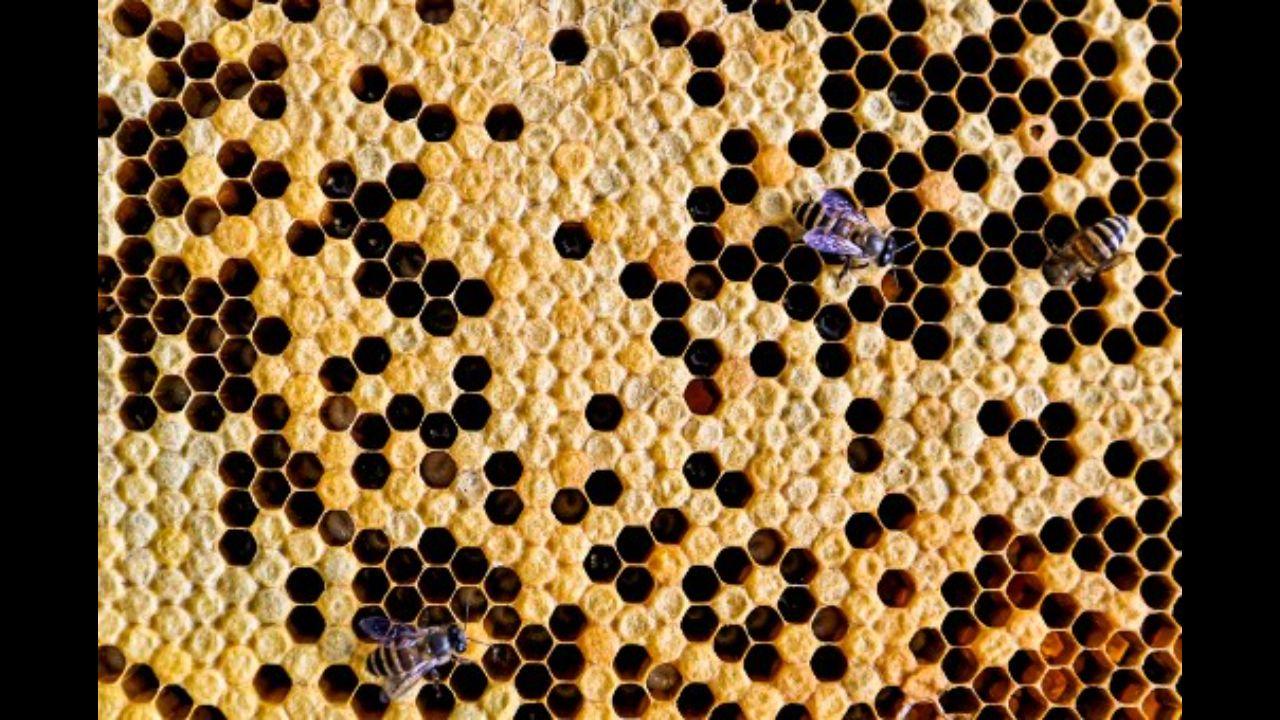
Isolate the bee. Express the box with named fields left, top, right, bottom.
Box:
left=794, top=190, right=913, bottom=282
left=1043, top=215, right=1133, bottom=287
left=358, top=616, right=478, bottom=701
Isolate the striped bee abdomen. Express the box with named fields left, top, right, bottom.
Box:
left=367, top=645, right=418, bottom=677
left=1077, top=215, right=1131, bottom=266
left=793, top=200, right=824, bottom=230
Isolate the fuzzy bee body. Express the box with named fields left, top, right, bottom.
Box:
left=794, top=190, right=902, bottom=281
left=359, top=618, right=470, bottom=701
left=1043, top=215, right=1133, bottom=287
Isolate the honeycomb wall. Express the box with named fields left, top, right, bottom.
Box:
left=98, top=0, right=1181, bottom=717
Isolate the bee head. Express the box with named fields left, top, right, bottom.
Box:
left=873, top=231, right=897, bottom=265
left=447, top=624, right=468, bottom=653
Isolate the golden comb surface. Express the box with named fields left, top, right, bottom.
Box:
left=98, top=0, right=1181, bottom=717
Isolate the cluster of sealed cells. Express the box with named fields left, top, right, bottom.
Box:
left=99, top=0, right=1180, bottom=717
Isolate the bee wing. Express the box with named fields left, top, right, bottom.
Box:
left=1095, top=250, right=1131, bottom=272
left=803, top=228, right=860, bottom=258
left=359, top=617, right=427, bottom=647
left=817, top=189, right=858, bottom=218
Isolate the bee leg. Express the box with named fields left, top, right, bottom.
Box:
left=837, top=257, right=854, bottom=284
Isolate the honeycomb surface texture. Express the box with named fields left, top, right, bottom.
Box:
left=97, top=0, right=1182, bottom=717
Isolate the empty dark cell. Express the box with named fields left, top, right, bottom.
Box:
left=720, top=167, right=759, bottom=204
left=116, top=197, right=156, bottom=235
left=420, top=412, right=458, bottom=449
left=844, top=512, right=883, bottom=550
left=879, top=305, right=915, bottom=341
left=580, top=394, right=623, bottom=431
left=215, top=0, right=253, bottom=19
left=415, top=298, right=457, bottom=336
left=886, top=32, right=927, bottom=70
left=118, top=317, right=157, bottom=352
left=210, top=62, right=253, bottom=103
left=1101, top=328, right=1137, bottom=363
left=778, top=246, right=823, bottom=286
left=219, top=528, right=257, bottom=565
left=1040, top=441, right=1077, bottom=476
left=114, top=119, right=153, bottom=158
left=485, top=104, right=525, bottom=141
left=514, top=626, right=554, bottom=662
left=1145, top=43, right=1179, bottom=81
left=1137, top=537, right=1174, bottom=572
left=185, top=283, right=224, bottom=318
left=677, top=604, right=719, bottom=643
left=987, top=96, right=1023, bottom=134
left=143, top=18, right=185, bottom=57
left=417, top=104, right=458, bottom=141
left=379, top=84, right=424, bottom=122
left=1014, top=0, right=1054, bottom=32
left=281, top=452, right=324, bottom=491
left=349, top=65, right=389, bottom=102
left=354, top=182, right=394, bottom=219
left=610, top=683, right=649, bottom=717
left=318, top=161, right=358, bottom=199
left=943, top=609, right=981, bottom=645
left=848, top=170, right=887, bottom=207
left=318, top=357, right=357, bottom=393
left=705, top=247, right=754, bottom=287
left=939, top=232, right=981, bottom=270
left=920, top=55, right=961, bottom=96
left=1081, top=79, right=1119, bottom=118
left=679, top=226, right=725, bottom=265
left=176, top=41, right=220, bottom=79
left=153, top=375, right=192, bottom=412
left=1013, top=194, right=1050, bottom=231
left=1017, top=78, right=1055, bottom=116
left=579, top=470, right=623, bottom=508
left=854, top=53, right=892, bottom=89
left=787, top=130, right=826, bottom=167
left=747, top=265, right=787, bottom=304
left=712, top=471, right=750, bottom=508
left=847, top=437, right=884, bottom=473
left=249, top=466, right=290, bottom=504
left=876, top=493, right=916, bottom=531
left=218, top=337, right=258, bottom=374
left=320, top=201, right=358, bottom=238
left=687, top=265, right=725, bottom=301
left=381, top=165, right=426, bottom=202
left=1079, top=120, right=1117, bottom=157
left=745, top=341, right=787, bottom=378
left=1070, top=535, right=1108, bottom=572
left=547, top=644, right=586, bottom=682
left=908, top=628, right=946, bottom=665
left=1012, top=232, right=1049, bottom=269
left=384, top=585, right=424, bottom=621
left=147, top=61, right=185, bottom=99
left=1135, top=459, right=1173, bottom=496
left=614, top=566, right=654, bottom=603
left=352, top=413, right=391, bottom=450
left=344, top=225, right=388, bottom=262
left=216, top=179, right=258, bottom=215
left=978, top=289, right=1014, bottom=323
left=682, top=339, right=723, bottom=377
left=285, top=604, right=326, bottom=643
left=989, top=57, right=1027, bottom=94
left=120, top=662, right=160, bottom=702
left=781, top=283, right=818, bottom=321
left=116, top=159, right=156, bottom=195
left=820, top=73, right=859, bottom=109
left=251, top=161, right=291, bottom=199
left=386, top=280, right=426, bottom=317
left=248, top=83, right=287, bottom=119
left=251, top=432, right=291, bottom=468
left=955, top=36, right=994, bottom=74
left=117, top=277, right=157, bottom=315
left=418, top=451, right=456, bottom=489
left=887, top=73, right=926, bottom=111
left=948, top=154, right=989, bottom=194
left=1139, top=161, right=1176, bottom=196
left=218, top=489, right=259, bottom=527
left=744, top=644, right=782, bottom=681
left=748, top=0, right=790, bottom=29
left=544, top=27, right=591, bottom=67
left=155, top=684, right=196, bottom=719
left=615, top=263, right=659, bottom=302
left=1137, top=498, right=1175, bottom=535
left=815, top=341, right=851, bottom=379
left=885, top=154, right=924, bottom=191
left=885, top=192, right=922, bottom=228
left=484, top=489, right=524, bottom=525
left=807, top=306, right=853, bottom=343
left=747, top=528, right=785, bottom=566
left=642, top=10, right=690, bottom=48
left=546, top=221, right=595, bottom=262
left=606, top=644, right=652, bottom=683
left=551, top=488, right=589, bottom=524
left=385, top=243, right=427, bottom=280
left=410, top=527, right=455, bottom=565
left=778, top=586, right=818, bottom=623
left=1008, top=419, right=1046, bottom=456
left=938, top=572, right=980, bottom=610
left=912, top=323, right=950, bottom=359
left=877, top=569, right=915, bottom=608
left=650, top=319, right=690, bottom=356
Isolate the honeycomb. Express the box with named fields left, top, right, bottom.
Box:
left=97, top=0, right=1181, bottom=717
